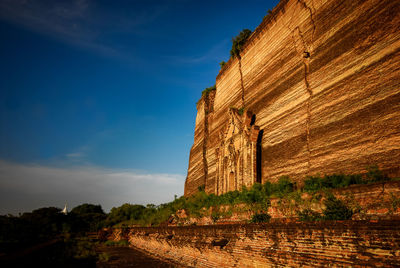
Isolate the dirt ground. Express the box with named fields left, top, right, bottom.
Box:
left=96, top=245, right=181, bottom=268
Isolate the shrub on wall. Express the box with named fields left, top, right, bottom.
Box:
left=303, top=166, right=390, bottom=193
left=366, top=165, right=389, bottom=183
left=211, top=211, right=220, bottom=223
left=201, top=85, right=216, bottom=97
left=297, top=209, right=323, bottom=221
left=263, top=176, right=294, bottom=197
left=322, top=194, right=353, bottom=220
left=230, top=29, right=252, bottom=58
left=304, top=174, right=364, bottom=192
left=250, top=213, right=271, bottom=223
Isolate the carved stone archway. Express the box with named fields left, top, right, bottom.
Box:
left=215, top=108, right=261, bottom=195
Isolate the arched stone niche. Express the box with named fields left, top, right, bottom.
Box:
left=215, top=108, right=261, bottom=195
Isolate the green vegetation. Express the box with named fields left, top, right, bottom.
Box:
left=98, top=252, right=110, bottom=262
left=197, top=85, right=216, bottom=105
left=297, top=194, right=353, bottom=221
left=251, top=213, right=271, bottom=223
left=230, top=29, right=252, bottom=58
left=304, top=174, right=363, bottom=192
left=70, top=203, right=107, bottom=233
left=106, top=167, right=396, bottom=226
left=65, top=237, right=98, bottom=261
left=1, top=165, right=395, bottom=263
left=297, top=209, right=322, bottom=221
left=107, top=181, right=279, bottom=226
left=365, top=165, right=390, bottom=182
left=263, top=176, right=294, bottom=197
left=206, top=28, right=252, bottom=97
left=104, top=204, right=146, bottom=227
left=211, top=211, right=221, bottom=223
left=303, top=165, right=390, bottom=192
left=105, top=176, right=297, bottom=226
left=201, top=85, right=216, bottom=97
left=389, top=193, right=400, bottom=215
left=103, top=239, right=129, bottom=247
left=0, top=206, right=104, bottom=265
left=0, top=207, right=66, bottom=249
left=322, top=194, right=353, bottom=220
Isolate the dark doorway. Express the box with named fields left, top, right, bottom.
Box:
left=250, top=114, right=256, bottom=126
left=256, top=130, right=263, bottom=183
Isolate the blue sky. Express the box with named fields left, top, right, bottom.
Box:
left=0, top=0, right=279, bottom=214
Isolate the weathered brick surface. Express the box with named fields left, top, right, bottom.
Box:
left=267, top=181, right=400, bottom=220
left=110, top=221, right=400, bottom=267
left=185, top=0, right=400, bottom=196
left=177, top=181, right=400, bottom=226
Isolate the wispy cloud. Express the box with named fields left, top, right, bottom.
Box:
left=66, top=152, right=84, bottom=159
left=0, top=0, right=166, bottom=59
left=0, top=0, right=91, bottom=37
left=165, top=39, right=230, bottom=64
left=0, top=160, right=184, bottom=215
left=65, top=144, right=91, bottom=163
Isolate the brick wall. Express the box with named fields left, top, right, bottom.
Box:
left=109, top=221, right=400, bottom=267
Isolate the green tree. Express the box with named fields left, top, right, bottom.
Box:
left=105, top=204, right=146, bottom=226
left=70, top=204, right=106, bottom=232
left=70, top=204, right=105, bottom=215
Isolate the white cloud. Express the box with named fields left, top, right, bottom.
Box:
left=0, top=160, right=184, bottom=215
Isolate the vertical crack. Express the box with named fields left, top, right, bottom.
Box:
left=293, top=26, right=313, bottom=172
left=285, top=0, right=316, bottom=173
left=238, top=56, right=245, bottom=108
left=298, top=0, right=316, bottom=45
left=203, top=96, right=210, bottom=189
left=304, top=56, right=312, bottom=172
left=300, top=0, right=316, bottom=173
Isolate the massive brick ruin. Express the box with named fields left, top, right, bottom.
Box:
left=185, top=0, right=400, bottom=196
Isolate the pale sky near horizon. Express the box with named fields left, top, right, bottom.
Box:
left=0, top=0, right=279, bottom=215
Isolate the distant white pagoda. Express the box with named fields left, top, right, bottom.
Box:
left=62, top=203, right=68, bottom=215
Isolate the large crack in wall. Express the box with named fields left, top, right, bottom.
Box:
left=298, top=0, right=316, bottom=42
left=202, top=91, right=215, bottom=191
left=286, top=0, right=316, bottom=173
left=295, top=26, right=313, bottom=172
left=301, top=0, right=316, bottom=173
left=238, top=56, right=245, bottom=108
left=202, top=95, right=210, bottom=188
